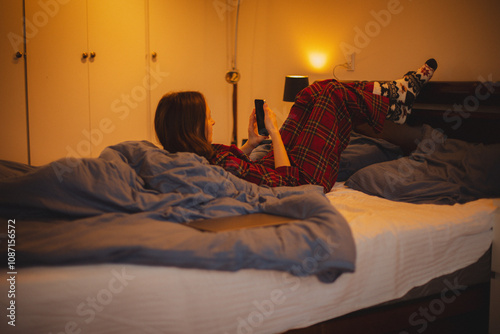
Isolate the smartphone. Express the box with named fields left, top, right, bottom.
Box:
left=254, top=99, right=269, bottom=136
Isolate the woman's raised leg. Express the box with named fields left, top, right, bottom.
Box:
left=277, top=59, right=437, bottom=191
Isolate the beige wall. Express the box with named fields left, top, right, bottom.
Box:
left=229, top=0, right=500, bottom=144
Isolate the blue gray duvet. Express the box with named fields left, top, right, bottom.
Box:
left=0, top=141, right=355, bottom=283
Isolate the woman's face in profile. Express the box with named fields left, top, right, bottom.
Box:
left=205, top=104, right=215, bottom=144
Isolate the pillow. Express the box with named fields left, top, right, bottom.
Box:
left=345, top=125, right=500, bottom=204
left=249, top=133, right=402, bottom=181
left=0, top=160, right=37, bottom=179
left=337, top=132, right=403, bottom=181
left=249, top=140, right=272, bottom=161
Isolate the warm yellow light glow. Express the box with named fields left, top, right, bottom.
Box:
left=308, top=52, right=328, bottom=70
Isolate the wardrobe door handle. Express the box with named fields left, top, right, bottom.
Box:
left=90, top=52, right=96, bottom=58
left=82, top=52, right=89, bottom=59
left=152, top=52, right=157, bottom=59
left=15, top=52, right=23, bottom=58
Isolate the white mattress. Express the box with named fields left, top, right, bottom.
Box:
left=1, top=184, right=497, bottom=334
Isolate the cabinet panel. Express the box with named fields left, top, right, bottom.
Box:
left=25, top=0, right=90, bottom=166
left=148, top=0, right=230, bottom=146
left=25, top=0, right=150, bottom=164
left=87, top=0, right=150, bottom=156
left=148, top=0, right=211, bottom=105
left=0, top=0, right=28, bottom=163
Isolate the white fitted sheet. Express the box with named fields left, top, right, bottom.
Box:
left=1, top=184, right=497, bottom=334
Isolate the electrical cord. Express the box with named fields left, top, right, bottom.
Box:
left=332, top=62, right=350, bottom=80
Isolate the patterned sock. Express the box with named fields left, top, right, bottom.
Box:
left=373, top=58, right=438, bottom=124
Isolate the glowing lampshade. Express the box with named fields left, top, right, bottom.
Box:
left=309, top=52, right=328, bottom=70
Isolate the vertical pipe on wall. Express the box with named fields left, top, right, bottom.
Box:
left=232, top=83, right=237, bottom=145
left=22, top=0, right=31, bottom=165
left=227, top=0, right=241, bottom=146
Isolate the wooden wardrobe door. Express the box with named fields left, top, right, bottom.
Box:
left=87, top=0, right=150, bottom=156
left=148, top=0, right=230, bottom=146
left=25, top=0, right=90, bottom=166
left=0, top=0, right=28, bottom=164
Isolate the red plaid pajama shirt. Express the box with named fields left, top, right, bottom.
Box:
left=210, top=80, right=389, bottom=192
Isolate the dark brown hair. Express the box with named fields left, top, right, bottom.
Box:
left=154, top=91, right=214, bottom=159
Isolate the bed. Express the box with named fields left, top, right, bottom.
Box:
left=1, top=81, right=499, bottom=334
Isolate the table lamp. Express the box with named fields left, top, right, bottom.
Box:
left=283, top=75, right=309, bottom=102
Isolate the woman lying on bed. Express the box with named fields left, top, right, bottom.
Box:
left=154, top=59, right=438, bottom=193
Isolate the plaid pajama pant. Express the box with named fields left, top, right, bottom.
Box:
left=260, top=79, right=389, bottom=191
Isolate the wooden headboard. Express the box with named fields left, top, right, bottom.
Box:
left=407, top=81, right=500, bottom=144
left=355, top=81, right=500, bottom=153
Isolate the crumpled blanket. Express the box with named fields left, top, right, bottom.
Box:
left=0, top=141, right=355, bottom=283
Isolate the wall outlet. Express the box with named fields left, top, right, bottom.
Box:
left=347, top=53, right=355, bottom=71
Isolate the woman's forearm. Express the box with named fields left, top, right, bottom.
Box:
left=269, top=130, right=290, bottom=168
